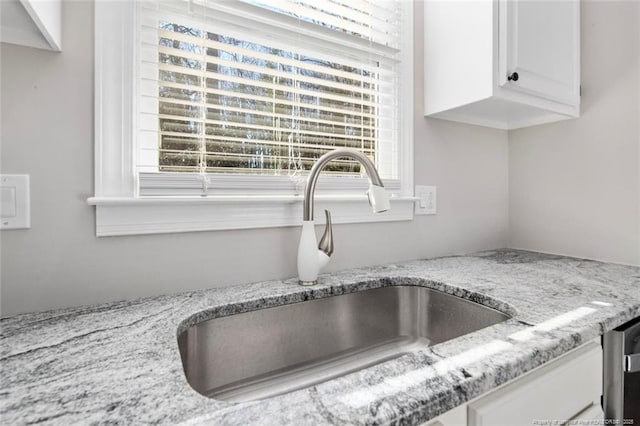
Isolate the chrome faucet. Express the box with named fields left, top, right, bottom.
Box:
left=297, top=148, right=390, bottom=285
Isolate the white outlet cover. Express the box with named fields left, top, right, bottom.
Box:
left=1, top=175, right=31, bottom=230
left=415, top=185, right=437, bottom=215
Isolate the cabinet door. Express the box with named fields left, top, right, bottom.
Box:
left=498, top=0, right=579, bottom=106
left=468, top=342, right=602, bottom=426
left=423, top=404, right=466, bottom=426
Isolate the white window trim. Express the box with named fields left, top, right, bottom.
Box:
left=88, top=1, right=415, bottom=237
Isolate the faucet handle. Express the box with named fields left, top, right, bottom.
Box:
left=318, top=209, right=333, bottom=257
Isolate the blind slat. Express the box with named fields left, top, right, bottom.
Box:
left=155, top=75, right=384, bottom=111
left=158, top=115, right=377, bottom=141
left=152, top=132, right=381, bottom=151
left=155, top=98, right=388, bottom=130
left=156, top=150, right=375, bottom=163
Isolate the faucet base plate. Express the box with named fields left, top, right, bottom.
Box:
left=298, top=280, right=318, bottom=286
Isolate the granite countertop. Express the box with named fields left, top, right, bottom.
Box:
left=1, top=249, right=639, bottom=425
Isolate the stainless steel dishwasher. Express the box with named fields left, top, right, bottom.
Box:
left=603, top=316, right=640, bottom=424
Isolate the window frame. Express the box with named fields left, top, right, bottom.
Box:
left=88, top=0, right=415, bottom=237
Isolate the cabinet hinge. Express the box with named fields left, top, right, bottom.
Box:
left=580, top=85, right=582, bottom=96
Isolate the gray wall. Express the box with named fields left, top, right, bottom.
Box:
left=0, top=1, right=509, bottom=316
left=508, top=1, right=640, bottom=266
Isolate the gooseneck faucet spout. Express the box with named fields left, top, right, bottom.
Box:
left=303, top=149, right=387, bottom=221
left=297, top=148, right=390, bottom=285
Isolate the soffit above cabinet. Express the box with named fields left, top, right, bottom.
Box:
left=0, top=0, right=61, bottom=51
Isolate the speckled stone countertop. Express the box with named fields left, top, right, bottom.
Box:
left=1, top=249, right=639, bottom=425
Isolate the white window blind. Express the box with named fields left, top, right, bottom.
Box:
left=136, top=0, right=404, bottom=196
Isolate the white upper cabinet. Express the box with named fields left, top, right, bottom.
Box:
left=499, top=0, right=580, bottom=105
left=424, top=0, right=580, bottom=130
left=0, top=0, right=62, bottom=52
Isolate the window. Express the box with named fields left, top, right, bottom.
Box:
left=90, top=0, right=414, bottom=236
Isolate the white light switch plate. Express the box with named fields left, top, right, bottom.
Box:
left=1, top=175, right=30, bottom=230
left=415, top=185, right=436, bottom=215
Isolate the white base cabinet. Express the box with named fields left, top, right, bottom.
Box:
left=423, top=0, right=580, bottom=130
left=425, top=340, right=602, bottom=426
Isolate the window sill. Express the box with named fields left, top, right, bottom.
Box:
left=87, top=195, right=416, bottom=237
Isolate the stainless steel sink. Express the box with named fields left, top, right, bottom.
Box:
left=177, top=285, right=510, bottom=402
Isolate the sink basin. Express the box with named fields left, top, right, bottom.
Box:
left=177, top=285, right=510, bottom=402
